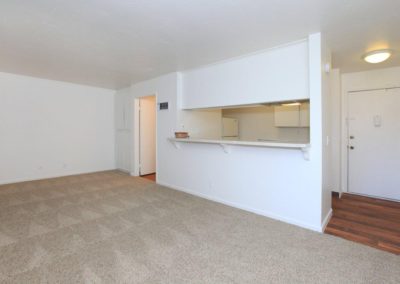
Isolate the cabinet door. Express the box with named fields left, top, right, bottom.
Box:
left=299, top=102, right=310, bottom=127
left=115, top=93, right=131, bottom=130
left=274, top=105, right=300, bottom=127
left=115, top=95, right=125, bottom=130
left=222, top=117, right=239, bottom=137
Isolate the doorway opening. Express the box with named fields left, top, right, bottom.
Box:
left=347, top=87, right=400, bottom=201
left=325, top=87, right=400, bottom=254
left=135, top=95, right=156, bottom=182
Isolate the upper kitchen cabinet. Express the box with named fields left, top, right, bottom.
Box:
left=182, top=41, right=309, bottom=109
left=299, top=102, right=310, bottom=127
left=274, top=105, right=300, bottom=127
left=274, top=102, right=309, bottom=127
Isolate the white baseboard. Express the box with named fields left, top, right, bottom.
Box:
left=321, top=208, right=333, bottom=232
left=0, top=168, right=117, bottom=185
left=116, top=168, right=130, bottom=174
left=157, top=180, right=323, bottom=232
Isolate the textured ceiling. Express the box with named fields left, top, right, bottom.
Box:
left=1, top=0, right=399, bottom=89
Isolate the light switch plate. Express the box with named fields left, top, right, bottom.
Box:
left=373, top=115, right=381, bottom=127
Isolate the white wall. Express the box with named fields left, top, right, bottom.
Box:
left=340, top=66, right=400, bottom=193
left=182, top=40, right=309, bottom=109
left=342, top=66, right=400, bottom=91
left=329, top=69, right=341, bottom=193
left=320, top=35, right=333, bottom=224
left=0, top=72, right=115, bottom=184
left=117, top=34, right=329, bottom=232
left=307, top=33, right=330, bottom=229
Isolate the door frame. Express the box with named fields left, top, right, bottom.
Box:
left=132, top=94, right=158, bottom=180
left=341, top=86, right=400, bottom=195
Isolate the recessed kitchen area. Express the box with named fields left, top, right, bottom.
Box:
left=221, top=100, right=309, bottom=143
left=170, top=100, right=310, bottom=157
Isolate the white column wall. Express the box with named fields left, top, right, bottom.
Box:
left=115, top=35, right=329, bottom=232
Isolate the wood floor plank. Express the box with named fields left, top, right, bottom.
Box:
left=326, top=224, right=400, bottom=255
left=333, top=197, right=400, bottom=217
left=378, top=241, right=400, bottom=255
left=332, top=199, right=400, bottom=222
left=329, top=217, right=400, bottom=245
left=333, top=209, right=400, bottom=233
left=140, top=173, right=156, bottom=182
left=341, top=193, right=400, bottom=210
left=325, top=225, right=376, bottom=247
left=326, top=193, right=400, bottom=255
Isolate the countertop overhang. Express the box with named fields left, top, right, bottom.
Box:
left=168, top=138, right=310, bottom=160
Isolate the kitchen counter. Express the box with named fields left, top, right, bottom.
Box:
left=168, top=138, right=310, bottom=160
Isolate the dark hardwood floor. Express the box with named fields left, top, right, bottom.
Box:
left=140, top=173, right=156, bottom=182
left=325, top=192, right=400, bottom=255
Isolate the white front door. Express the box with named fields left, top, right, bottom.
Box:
left=139, top=96, right=156, bottom=175
left=348, top=88, right=400, bottom=201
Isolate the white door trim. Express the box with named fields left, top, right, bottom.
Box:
left=131, top=94, right=158, bottom=181
left=347, top=86, right=400, bottom=94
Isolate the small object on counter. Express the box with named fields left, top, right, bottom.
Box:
left=175, top=132, right=189, bottom=138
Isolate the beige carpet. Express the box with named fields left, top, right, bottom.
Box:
left=0, top=171, right=399, bottom=283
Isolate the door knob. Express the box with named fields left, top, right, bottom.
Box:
left=349, top=146, right=355, bottom=150
left=349, top=136, right=355, bottom=139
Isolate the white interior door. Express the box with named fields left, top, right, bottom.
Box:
left=348, top=88, right=400, bottom=201
left=139, top=96, right=156, bottom=175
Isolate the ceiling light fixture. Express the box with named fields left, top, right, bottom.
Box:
left=281, top=102, right=301, bottom=106
left=363, top=49, right=392, bottom=64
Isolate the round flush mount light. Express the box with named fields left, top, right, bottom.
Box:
left=363, top=49, right=392, bottom=64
